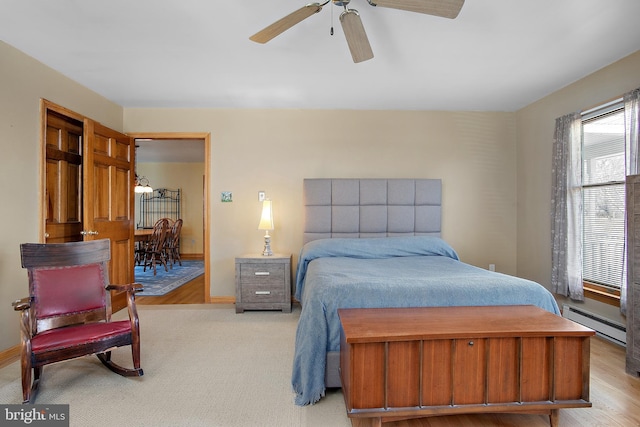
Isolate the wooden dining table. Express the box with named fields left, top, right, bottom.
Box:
left=134, top=229, right=153, bottom=243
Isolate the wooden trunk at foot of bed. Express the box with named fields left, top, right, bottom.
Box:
left=338, top=306, right=594, bottom=427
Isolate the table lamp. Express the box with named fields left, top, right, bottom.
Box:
left=258, top=199, right=274, bottom=256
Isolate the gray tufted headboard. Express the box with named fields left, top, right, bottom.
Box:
left=303, top=179, right=442, bottom=244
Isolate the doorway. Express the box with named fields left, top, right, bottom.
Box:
left=128, top=132, right=211, bottom=305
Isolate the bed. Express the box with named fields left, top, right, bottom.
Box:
left=291, top=179, right=560, bottom=406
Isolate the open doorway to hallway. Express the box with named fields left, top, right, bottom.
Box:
left=129, top=133, right=210, bottom=305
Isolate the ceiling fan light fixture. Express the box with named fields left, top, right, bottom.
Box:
left=340, top=9, right=374, bottom=63
left=249, top=0, right=464, bottom=61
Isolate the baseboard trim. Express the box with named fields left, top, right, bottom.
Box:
left=210, top=296, right=235, bottom=304
left=0, top=344, right=20, bottom=369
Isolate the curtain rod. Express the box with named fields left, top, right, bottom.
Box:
left=581, top=96, right=623, bottom=116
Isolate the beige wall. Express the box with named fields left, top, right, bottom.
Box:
left=135, top=162, right=205, bottom=255
left=0, top=41, right=124, bottom=350
left=124, top=109, right=518, bottom=298
left=516, top=50, right=640, bottom=324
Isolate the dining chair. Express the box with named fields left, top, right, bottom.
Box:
left=140, top=218, right=170, bottom=275
left=166, top=218, right=183, bottom=268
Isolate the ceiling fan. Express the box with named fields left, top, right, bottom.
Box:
left=249, top=0, right=465, bottom=63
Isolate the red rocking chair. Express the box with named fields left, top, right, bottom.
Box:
left=12, top=239, right=143, bottom=403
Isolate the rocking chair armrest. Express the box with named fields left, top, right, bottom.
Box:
left=12, top=297, right=32, bottom=311
left=106, top=283, right=144, bottom=293
left=12, top=297, right=34, bottom=341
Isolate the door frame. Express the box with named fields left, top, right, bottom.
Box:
left=128, top=132, right=211, bottom=303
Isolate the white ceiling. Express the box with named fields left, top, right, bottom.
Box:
left=1, top=0, right=639, bottom=113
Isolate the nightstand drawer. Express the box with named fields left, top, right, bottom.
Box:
left=239, top=263, right=285, bottom=284
left=241, top=283, right=285, bottom=303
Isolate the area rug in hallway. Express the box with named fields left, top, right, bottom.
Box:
left=134, top=260, right=204, bottom=296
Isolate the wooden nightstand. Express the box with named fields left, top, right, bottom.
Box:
left=235, top=254, right=291, bottom=313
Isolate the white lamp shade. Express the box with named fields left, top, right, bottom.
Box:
left=134, top=184, right=153, bottom=193
left=134, top=176, right=153, bottom=193
left=258, top=200, right=274, bottom=230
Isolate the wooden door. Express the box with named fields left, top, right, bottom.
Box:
left=83, top=119, right=135, bottom=311
left=44, top=110, right=83, bottom=243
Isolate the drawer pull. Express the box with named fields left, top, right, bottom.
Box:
left=255, top=291, right=271, bottom=295
left=254, top=272, right=270, bottom=276
left=468, top=341, right=474, bottom=346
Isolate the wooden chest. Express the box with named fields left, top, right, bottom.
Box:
left=338, top=305, right=595, bottom=427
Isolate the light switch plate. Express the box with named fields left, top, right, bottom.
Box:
left=258, top=191, right=265, bottom=202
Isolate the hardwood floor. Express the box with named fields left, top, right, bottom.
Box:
left=386, top=336, right=640, bottom=427
left=135, top=272, right=205, bottom=305
left=134, top=253, right=205, bottom=305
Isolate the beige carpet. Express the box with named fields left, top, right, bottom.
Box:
left=0, top=304, right=351, bottom=427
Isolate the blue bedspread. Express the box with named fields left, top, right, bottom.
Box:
left=291, top=236, right=559, bottom=406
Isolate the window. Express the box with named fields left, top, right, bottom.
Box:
left=581, top=101, right=625, bottom=297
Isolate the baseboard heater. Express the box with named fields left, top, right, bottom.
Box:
left=562, top=304, right=626, bottom=346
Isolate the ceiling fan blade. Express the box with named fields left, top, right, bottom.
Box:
left=340, top=10, right=374, bottom=63
left=369, top=0, right=464, bottom=19
left=250, top=4, right=323, bottom=43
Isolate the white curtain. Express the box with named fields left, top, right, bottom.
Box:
left=622, top=87, right=640, bottom=315
left=551, top=112, right=583, bottom=300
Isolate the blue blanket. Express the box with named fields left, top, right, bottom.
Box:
left=291, top=236, right=559, bottom=406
